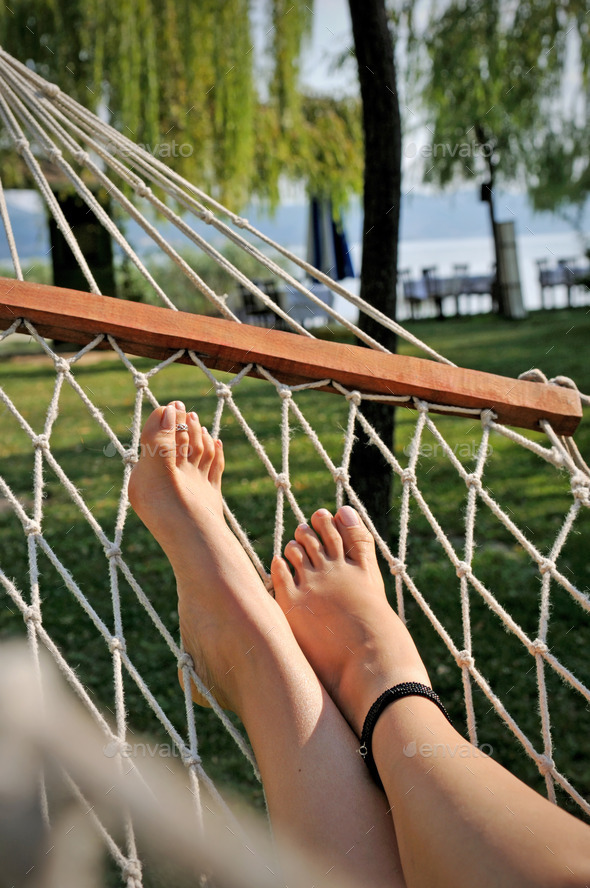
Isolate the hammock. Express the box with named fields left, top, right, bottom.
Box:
left=0, top=48, right=588, bottom=887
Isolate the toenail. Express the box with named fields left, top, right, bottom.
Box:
left=297, top=523, right=310, bottom=531
left=315, top=508, right=331, bottom=518
left=175, top=400, right=185, bottom=410
left=202, top=427, right=208, bottom=435
left=338, top=505, right=359, bottom=526
left=188, top=411, right=197, bottom=420
left=162, top=404, right=175, bottom=428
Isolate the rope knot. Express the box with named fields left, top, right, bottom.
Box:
left=23, top=606, right=41, bottom=626
left=570, top=471, right=590, bottom=504
left=53, top=357, right=70, bottom=374
left=529, top=638, right=548, bottom=656
left=14, top=137, right=29, bottom=154
left=24, top=521, right=41, bottom=537
left=122, top=858, right=142, bottom=886
left=42, top=83, right=60, bottom=99
left=538, top=559, right=555, bottom=576
left=104, top=543, right=122, bottom=559
left=234, top=216, right=247, bottom=228
left=389, top=559, right=404, bottom=577
left=465, top=473, right=482, bottom=491
left=455, top=649, right=475, bottom=669
left=455, top=561, right=470, bottom=579
left=133, top=373, right=150, bottom=391
left=122, top=448, right=138, bottom=466
left=278, top=386, right=292, bottom=400
left=332, top=467, right=349, bottom=485
left=109, top=636, right=125, bottom=653
left=73, top=149, right=90, bottom=165
left=414, top=399, right=429, bottom=414
left=346, top=390, right=362, bottom=407
left=537, top=754, right=554, bottom=776
left=200, top=210, right=214, bottom=225
left=32, top=434, right=50, bottom=452
left=274, top=473, right=290, bottom=491
left=134, top=182, right=151, bottom=199
left=215, top=383, right=232, bottom=400
left=46, top=146, right=62, bottom=163
left=181, top=750, right=202, bottom=768
left=480, top=408, right=496, bottom=428
left=177, top=652, right=193, bottom=670
left=400, top=469, right=416, bottom=486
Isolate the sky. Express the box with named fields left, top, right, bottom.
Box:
left=298, top=0, right=357, bottom=95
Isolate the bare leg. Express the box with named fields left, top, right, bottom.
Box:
left=271, top=506, right=590, bottom=888
left=128, top=404, right=405, bottom=887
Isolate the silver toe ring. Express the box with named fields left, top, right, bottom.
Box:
left=175, top=423, right=189, bottom=432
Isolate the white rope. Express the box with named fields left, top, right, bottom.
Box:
left=0, top=48, right=588, bottom=886
left=0, top=314, right=588, bottom=878
left=0, top=46, right=454, bottom=361
left=0, top=173, right=23, bottom=280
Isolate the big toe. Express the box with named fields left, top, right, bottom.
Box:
left=334, top=506, right=377, bottom=565
left=140, top=404, right=169, bottom=444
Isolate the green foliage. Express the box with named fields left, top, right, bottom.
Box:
left=269, top=0, right=313, bottom=123
left=410, top=0, right=589, bottom=215
left=0, top=1, right=363, bottom=210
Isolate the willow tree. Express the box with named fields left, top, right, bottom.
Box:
left=0, top=1, right=313, bottom=296
left=411, top=0, right=590, bottom=295
left=0, top=0, right=396, bottom=532
left=0, top=0, right=299, bottom=203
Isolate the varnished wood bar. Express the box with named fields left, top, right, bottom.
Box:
left=0, top=278, right=582, bottom=435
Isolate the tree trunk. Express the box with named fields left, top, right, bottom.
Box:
left=48, top=190, right=118, bottom=350
left=476, top=123, right=507, bottom=316
left=348, top=0, right=401, bottom=541
left=49, top=191, right=117, bottom=295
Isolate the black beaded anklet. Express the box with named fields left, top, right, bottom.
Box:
left=358, top=682, right=452, bottom=789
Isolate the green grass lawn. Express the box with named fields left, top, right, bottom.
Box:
left=0, top=306, right=589, bottom=843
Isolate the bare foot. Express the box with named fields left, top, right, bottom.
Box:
left=128, top=401, right=291, bottom=713
left=271, top=506, right=430, bottom=735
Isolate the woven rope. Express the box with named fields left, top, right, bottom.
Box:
left=0, top=47, right=589, bottom=886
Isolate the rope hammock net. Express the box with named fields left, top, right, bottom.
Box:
left=0, top=47, right=588, bottom=884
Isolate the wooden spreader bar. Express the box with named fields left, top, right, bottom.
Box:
left=0, top=278, right=582, bottom=435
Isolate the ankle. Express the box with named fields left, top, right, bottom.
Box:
left=337, top=614, right=431, bottom=736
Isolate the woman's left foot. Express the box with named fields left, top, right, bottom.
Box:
left=271, top=507, right=430, bottom=734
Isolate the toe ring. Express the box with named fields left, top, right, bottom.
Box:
left=175, top=423, right=189, bottom=432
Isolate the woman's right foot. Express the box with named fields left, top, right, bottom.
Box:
left=271, top=506, right=430, bottom=735
left=128, top=402, right=294, bottom=714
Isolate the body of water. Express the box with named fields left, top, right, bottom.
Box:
left=1, top=190, right=588, bottom=323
